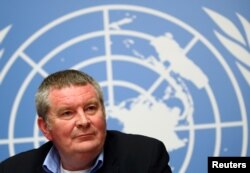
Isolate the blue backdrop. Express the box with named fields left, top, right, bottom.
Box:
left=0, top=0, right=249, bottom=172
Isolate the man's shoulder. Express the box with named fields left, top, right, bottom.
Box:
left=106, top=130, right=164, bottom=148
left=104, top=130, right=170, bottom=170
left=0, top=141, right=52, bottom=171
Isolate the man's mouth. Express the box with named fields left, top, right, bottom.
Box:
left=74, top=133, right=95, bottom=140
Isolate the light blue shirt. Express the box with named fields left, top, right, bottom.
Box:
left=43, top=146, right=104, bottom=173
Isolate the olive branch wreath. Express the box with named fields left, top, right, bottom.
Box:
left=204, top=8, right=250, bottom=87
left=0, top=25, right=11, bottom=60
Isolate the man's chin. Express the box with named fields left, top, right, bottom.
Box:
left=74, top=141, right=102, bottom=153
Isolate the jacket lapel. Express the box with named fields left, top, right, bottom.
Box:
left=97, top=131, right=120, bottom=173
left=36, top=166, right=46, bottom=173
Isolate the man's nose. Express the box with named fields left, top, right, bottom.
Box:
left=75, top=109, right=90, bottom=129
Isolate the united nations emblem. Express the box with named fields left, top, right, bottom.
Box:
left=0, top=5, right=248, bottom=173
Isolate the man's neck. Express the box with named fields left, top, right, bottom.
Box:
left=59, top=151, right=99, bottom=171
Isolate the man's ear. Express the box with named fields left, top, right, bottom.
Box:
left=37, top=117, right=52, bottom=141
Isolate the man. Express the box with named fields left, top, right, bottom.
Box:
left=0, top=69, right=172, bottom=173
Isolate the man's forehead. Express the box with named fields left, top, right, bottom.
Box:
left=48, top=84, right=97, bottom=99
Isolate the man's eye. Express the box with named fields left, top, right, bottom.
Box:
left=61, top=111, right=74, bottom=118
left=85, top=105, right=97, bottom=115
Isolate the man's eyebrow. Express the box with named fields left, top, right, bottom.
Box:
left=86, top=99, right=99, bottom=105
left=55, top=102, right=77, bottom=110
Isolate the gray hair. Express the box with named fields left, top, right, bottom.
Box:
left=35, top=69, right=104, bottom=121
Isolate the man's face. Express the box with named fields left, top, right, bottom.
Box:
left=38, top=84, right=106, bottom=157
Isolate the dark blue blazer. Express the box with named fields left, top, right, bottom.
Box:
left=0, top=130, right=172, bottom=173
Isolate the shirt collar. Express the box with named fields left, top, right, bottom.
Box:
left=43, top=145, right=104, bottom=173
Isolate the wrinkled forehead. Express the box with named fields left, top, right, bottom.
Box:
left=48, top=84, right=100, bottom=102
